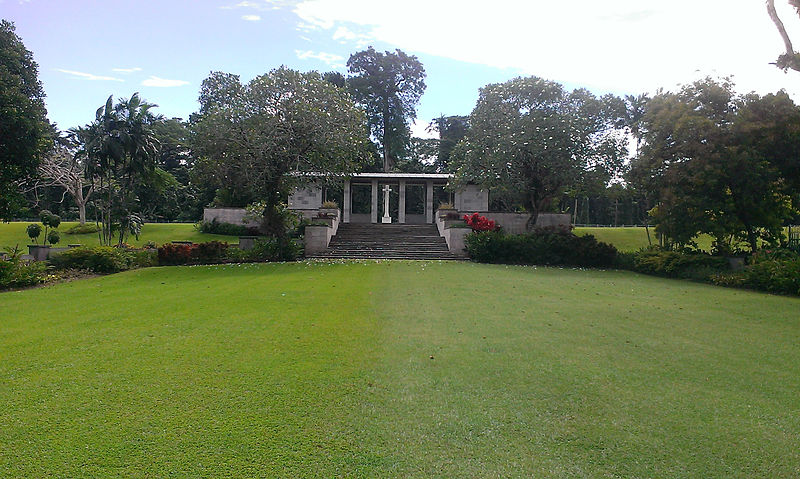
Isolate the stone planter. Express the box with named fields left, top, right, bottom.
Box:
left=727, top=256, right=745, bottom=271
left=27, top=245, right=51, bottom=261
left=318, top=208, right=339, bottom=218
left=238, top=236, right=259, bottom=250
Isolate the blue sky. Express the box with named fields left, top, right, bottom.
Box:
left=3, top=0, right=800, bottom=136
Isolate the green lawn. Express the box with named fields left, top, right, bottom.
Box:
left=0, top=221, right=234, bottom=250
left=2, top=261, right=799, bottom=477
left=574, top=226, right=717, bottom=252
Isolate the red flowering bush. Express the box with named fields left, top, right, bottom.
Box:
left=463, top=212, right=497, bottom=232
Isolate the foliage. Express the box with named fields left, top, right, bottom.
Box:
left=37, top=136, right=94, bottom=224
left=625, top=248, right=729, bottom=281
left=64, top=223, right=100, bottom=234
left=226, top=237, right=302, bottom=263
left=75, top=93, right=162, bottom=246
left=347, top=47, right=426, bottom=171
left=157, top=241, right=230, bottom=266
left=428, top=115, right=468, bottom=172
left=463, top=212, right=497, bottom=232
left=192, top=67, right=369, bottom=236
left=630, top=78, right=799, bottom=253
left=465, top=227, right=618, bottom=267
left=26, top=223, right=41, bottom=243
left=46, top=230, right=60, bottom=246
left=196, top=219, right=255, bottom=237
left=321, top=200, right=339, bottom=209
left=451, top=76, right=627, bottom=227
left=0, top=20, right=50, bottom=220
left=0, top=246, right=46, bottom=289
left=48, top=246, right=154, bottom=273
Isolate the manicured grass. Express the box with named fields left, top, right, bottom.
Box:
left=0, top=221, right=233, bottom=250
left=2, top=261, right=799, bottom=477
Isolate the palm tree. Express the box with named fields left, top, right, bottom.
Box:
left=78, top=93, right=161, bottom=245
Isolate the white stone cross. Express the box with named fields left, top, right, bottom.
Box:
left=381, top=185, right=392, bottom=223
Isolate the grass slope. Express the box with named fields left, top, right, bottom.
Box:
left=0, top=222, right=233, bottom=250
left=1, top=261, right=799, bottom=477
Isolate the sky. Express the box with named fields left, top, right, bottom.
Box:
left=3, top=0, right=800, bottom=137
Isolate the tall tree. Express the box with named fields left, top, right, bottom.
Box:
left=347, top=47, right=426, bottom=172
left=77, top=93, right=162, bottom=245
left=632, top=78, right=799, bottom=252
left=451, top=76, right=627, bottom=227
left=192, top=67, right=370, bottom=237
left=428, top=115, right=469, bottom=172
left=37, top=135, right=94, bottom=224
left=0, top=20, right=50, bottom=219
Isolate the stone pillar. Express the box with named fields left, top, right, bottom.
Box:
left=426, top=180, right=434, bottom=223
left=398, top=180, right=406, bottom=224
left=343, top=180, right=351, bottom=223
left=371, top=179, right=378, bottom=223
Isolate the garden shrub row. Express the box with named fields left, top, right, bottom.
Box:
left=0, top=256, right=46, bottom=289
left=710, top=250, right=800, bottom=295
left=49, top=246, right=157, bottom=273
left=158, top=238, right=302, bottom=265
left=465, top=227, right=618, bottom=267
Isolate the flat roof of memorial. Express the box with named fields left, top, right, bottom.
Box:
left=350, top=173, right=452, bottom=179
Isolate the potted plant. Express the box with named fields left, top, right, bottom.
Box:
left=318, top=200, right=339, bottom=218
left=27, top=210, right=62, bottom=260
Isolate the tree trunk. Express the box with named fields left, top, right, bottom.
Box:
left=75, top=181, right=86, bottom=225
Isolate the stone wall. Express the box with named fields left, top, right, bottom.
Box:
left=454, top=185, right=489, bottom=212
left=288, top=187, right=323, bottom=210
left=203, top=208, right=252, bottom=226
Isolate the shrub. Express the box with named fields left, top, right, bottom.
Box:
left=463, top=213, right=497, bottom=232
left=629, top=248, right=728, bottom=280
left=157, top=241, right=230, bottom=266
left=465, top=227, right=617, bottom=267
left=730, top=258, right=800, bottom=295
left=321, top=200, right=338, bottom=209
left=64, top=223, right=101, bottom=234
left=196, top=219, right=257, bottom=237
left=26, top=223, right=42, bottom=243
left=47, top=230, right=60, bottom=246
left=0, top=255, right=46, bottom=290
left=49, top=246, right=151, bottom=274
left=226, top=237, right=302, bottom=263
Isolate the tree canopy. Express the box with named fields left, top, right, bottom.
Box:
left=192, top=67, right=370, bottom=236
left=629, top=78, right=800, bottom=252
left=347, top=47, right=426, bottom=172
left=451, top=76, right=627, bottom=226
left=0, top=20, right=50, bottom=219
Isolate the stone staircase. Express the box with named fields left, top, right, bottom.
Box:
left=307, top=223, right=459, bottom=260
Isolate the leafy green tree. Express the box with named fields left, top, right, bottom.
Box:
left=632, top=78, right=799, bottom=253
left=428, top=115, right=469, bottom=172
left=76, top=93, right=161, bottom=246
left=347, top=47, right=426, bottom=172
left=451, top=76, right=627, bottom=227
left=192, top=67, right=370, bottom=237
left=0, top=20, right=50, bottom=219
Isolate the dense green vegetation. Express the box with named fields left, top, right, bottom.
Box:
left=1, top=261, right=799, bottom=477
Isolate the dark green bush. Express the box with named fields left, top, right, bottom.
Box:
left=49, top=246, right=153, bottom=273
left=464, top=227, right=617, bottom=267
left=47, top=230, right=60, bottom=245
left=0, top=257, right=46, bottom=289
left=629, top=248, right=728, bottom=280
left=713, top=258, right=800, bottom=295
left=196, top=219, right=257, bottom=236
left=226, top=237, right=302, bottom=263
left=64, top=223, right=101, bottom=234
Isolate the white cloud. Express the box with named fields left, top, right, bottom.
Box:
left=295, top=49, right=345, bottom=67
left=141, top=76, right=190, bottom=87
left=112, top=67, right=142, bottom=73
left=285, top=0, right=800, bottom=99
left=56, top=69, right=123, bottom=82
left=242, top=14, right=261, bottom=21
